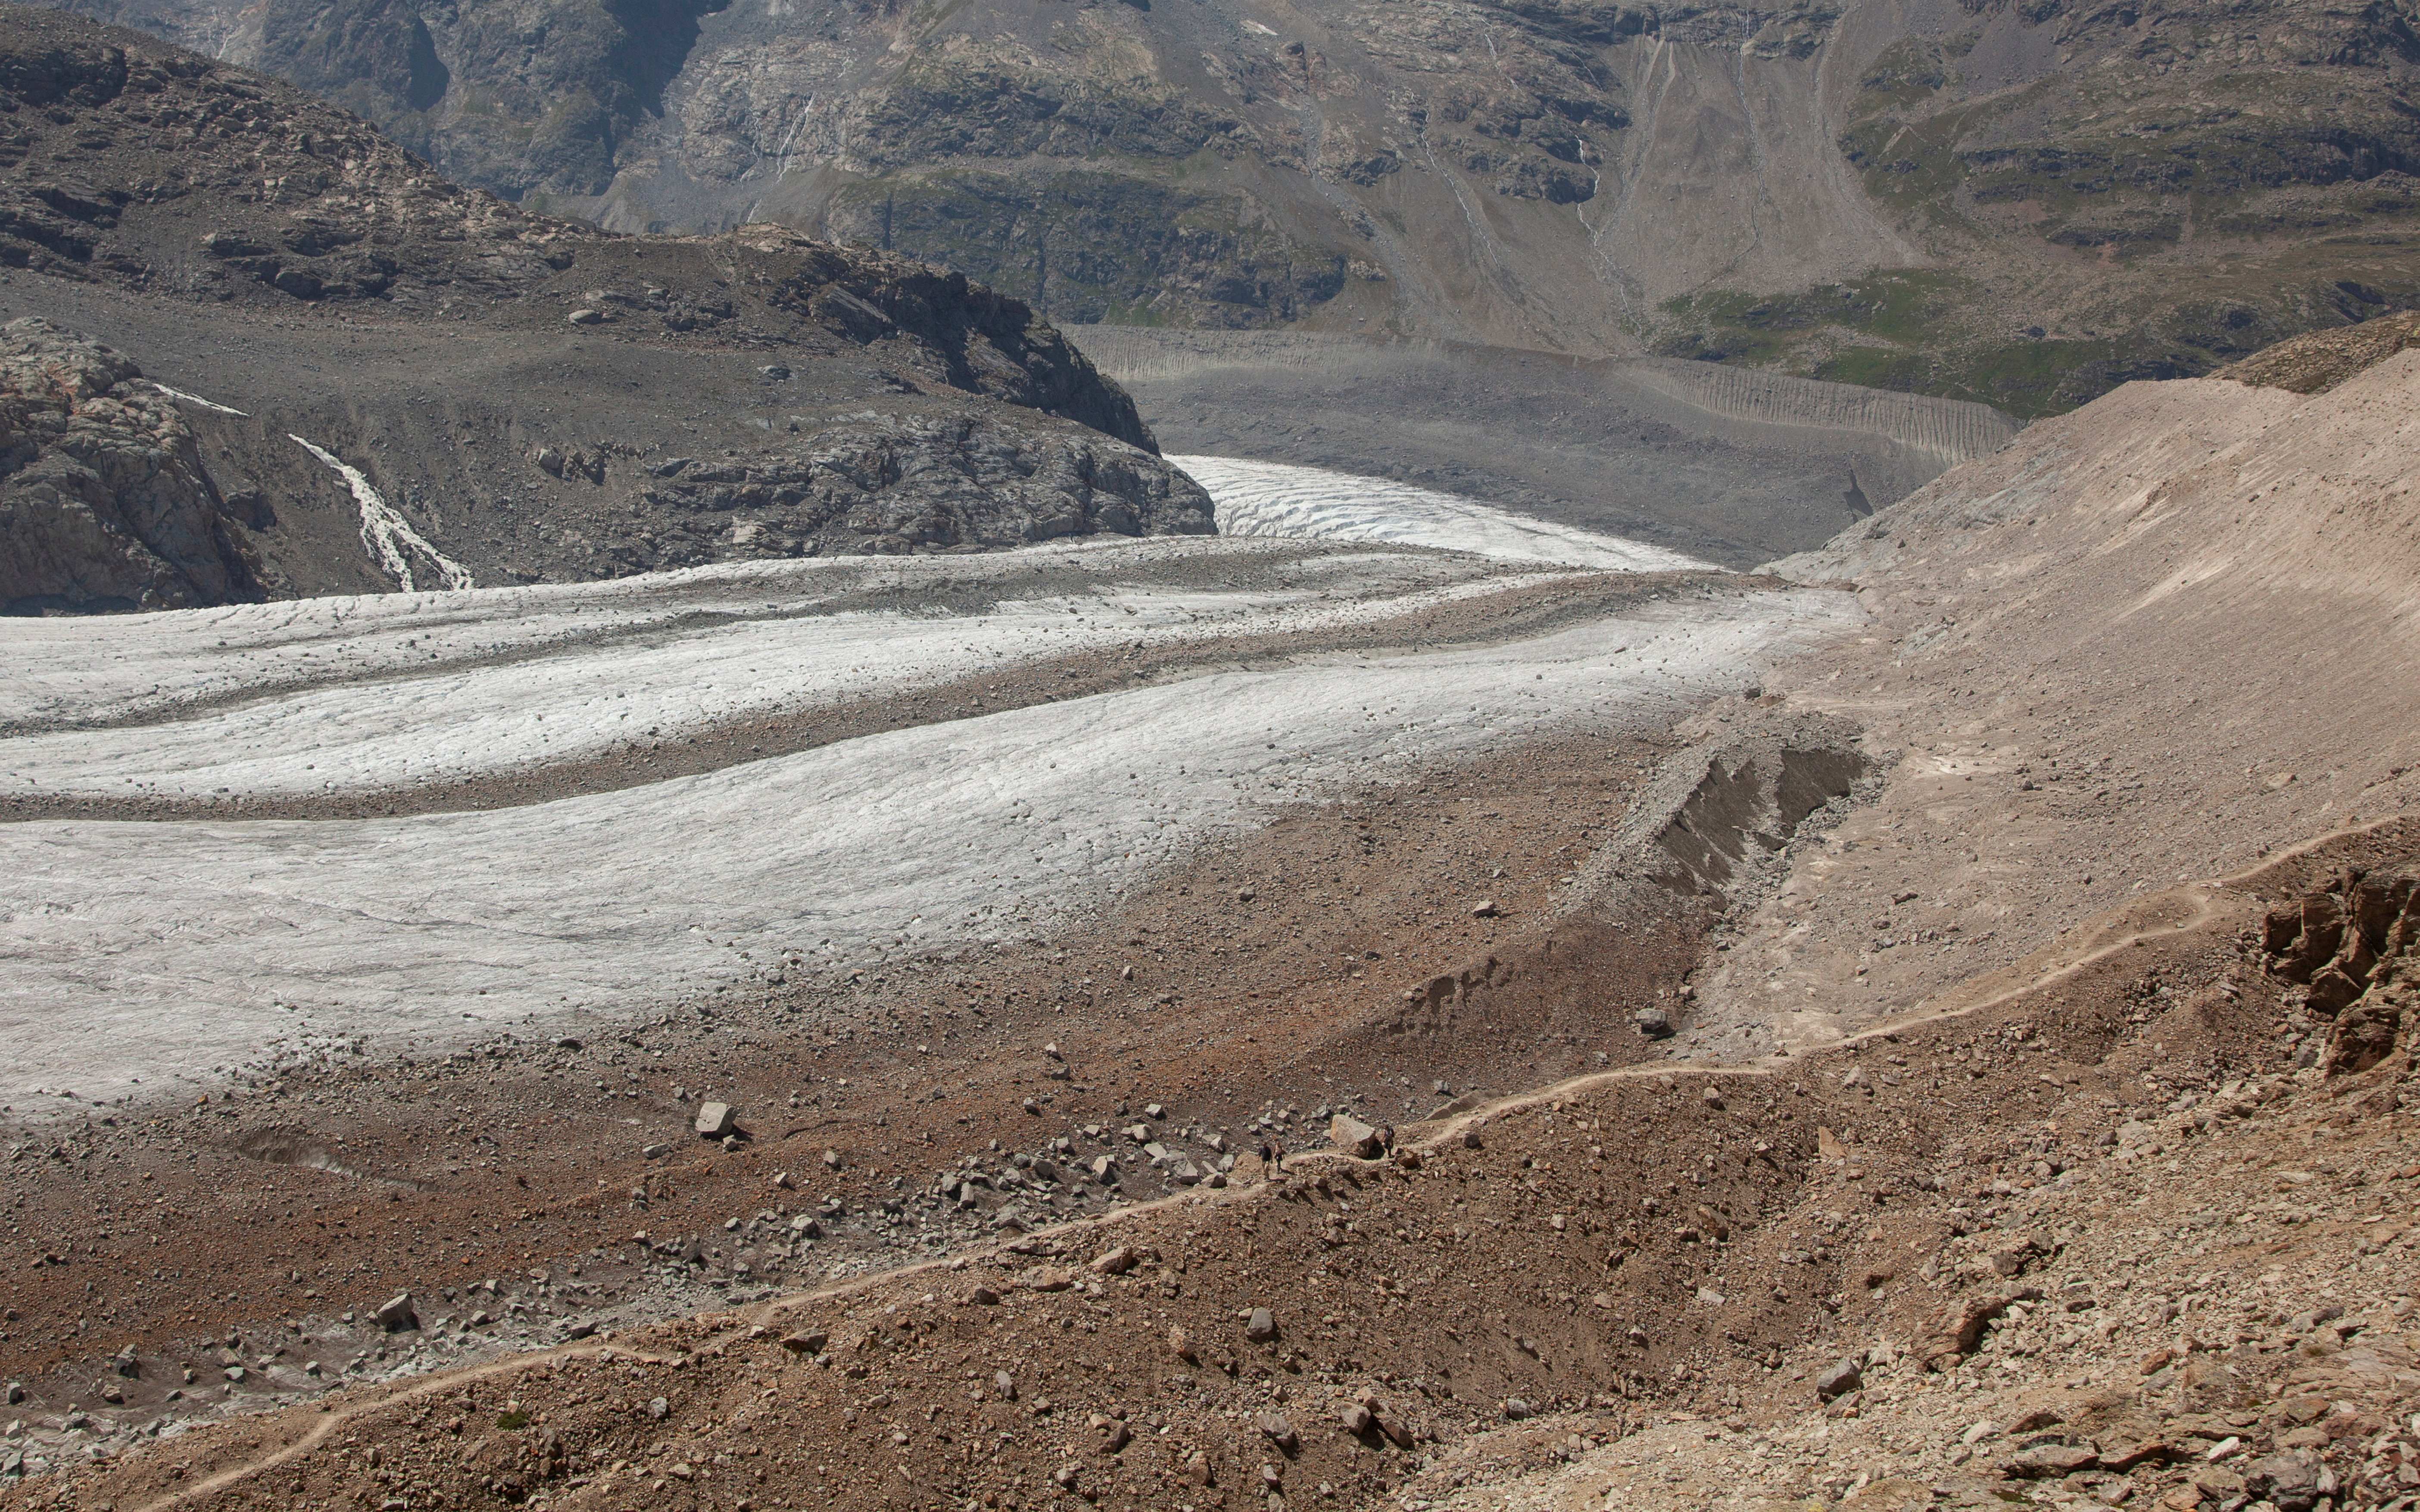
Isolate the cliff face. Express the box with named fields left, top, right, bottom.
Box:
left=44, top=0, right=2420, bottom=416
left=0, top=4, right=1211, bottom=610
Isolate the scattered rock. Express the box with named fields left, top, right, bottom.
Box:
left=1815, top=1358, right=1863, bottom=1400
left=1329, top=1114, right=1385, bottom=1159
left=1255, top=1410, right=1297, bottom=1450
left=1634, top=1007, right=1674, bottom=1039
left=1918, top=1288, right=2039, bottom=1369
left=2005, top=1443, right=2098, bottom=1477
left=2245, top=1450, right=2324, bottom=1512
left=694, top=1102, right=738, bottom=1138
left=372, top=1293, right=419, bottom=1333
left=1244, top=1307, right=1278, bottom=1343
left=1470, top=899, right=1500, bottom=918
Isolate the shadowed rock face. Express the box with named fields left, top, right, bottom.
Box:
left=0, top=316, right=262, bottom=613
left=0, top=5, right=1213, bottom=609
left=34, top=0, right=2420, bottom=416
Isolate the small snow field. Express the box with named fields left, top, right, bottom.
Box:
left=0, top=468, right=1861, bottom=1114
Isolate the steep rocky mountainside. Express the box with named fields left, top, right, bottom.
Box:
left=0, top=3, right=1211, bottom=609
left=52, top=0, right=2420, bottom=416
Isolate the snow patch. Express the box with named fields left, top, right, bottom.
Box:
left=146, top=381, right=248, bottom=416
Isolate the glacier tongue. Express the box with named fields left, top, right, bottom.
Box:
left=0, top=465, right=1862, bottom=1116
left=1178, top=454, right=1711, bottom=571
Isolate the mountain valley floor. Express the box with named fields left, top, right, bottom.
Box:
left=1, top=345, right=2419, bottom=1512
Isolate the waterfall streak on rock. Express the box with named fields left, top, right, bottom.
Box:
left=290, top=435, right=475, bottom=593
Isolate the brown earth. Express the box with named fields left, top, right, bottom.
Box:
left=1706, top=348, right=2420, bottom=1061
left=10, top=816, right=2417, bottom=1512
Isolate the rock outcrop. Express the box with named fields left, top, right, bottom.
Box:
left=630, top=414, right=1210, bottom=556
left=2215, top=308, right=2420, bottom=398
left=2263, top=866, right=2420, bottom=1075
left=0, top=316, right=261, bottom=613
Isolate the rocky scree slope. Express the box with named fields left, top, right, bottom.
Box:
left=0, top=3, right=1210, bottom=609
left=37, top=0, right=2420, bottom=417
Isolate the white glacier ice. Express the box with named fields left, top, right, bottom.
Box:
left=0, top=464, right=1863, bottom=1114
left=1176, top=454, right=1709, bottom=571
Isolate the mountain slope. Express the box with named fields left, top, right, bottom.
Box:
left=0, top=2, right=1213, bottom=610
left=1678, top=314, right=2420, bottom=1058
left=49, top=0, right=2420, bottom=415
